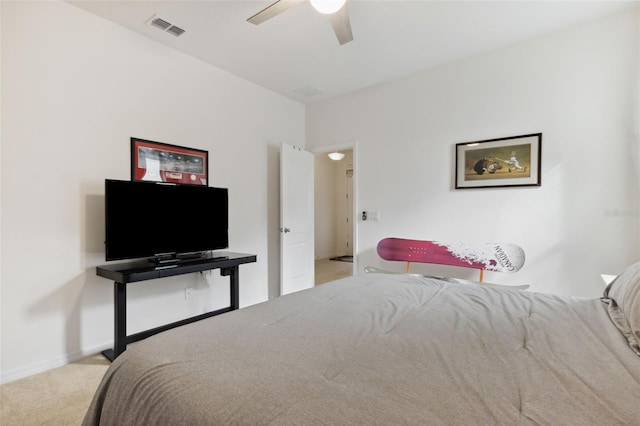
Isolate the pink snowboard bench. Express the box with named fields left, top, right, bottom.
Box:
left=376, top=238, right=525, bottom=283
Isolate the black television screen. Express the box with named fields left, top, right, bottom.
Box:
left=105, top=179, right=228, bottom=261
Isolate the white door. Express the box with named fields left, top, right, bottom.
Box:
left=345, top=168, right=354, bottom=256
left=280, top=143, right=314, bottom=295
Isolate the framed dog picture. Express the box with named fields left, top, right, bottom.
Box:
left=455, top=133, right=541, bottom=189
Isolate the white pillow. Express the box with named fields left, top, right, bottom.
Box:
left=603, top=261, right=640, bottom=356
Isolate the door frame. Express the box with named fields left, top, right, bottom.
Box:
left=311, top=141, right=358, bottom=275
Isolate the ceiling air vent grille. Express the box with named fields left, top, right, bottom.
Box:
left=150, top=17, right=171, bottom=30
left=166, top=26, right=185, bottom=37
left=147, top=15, right=185, bottom=37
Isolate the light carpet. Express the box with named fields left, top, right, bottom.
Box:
left=0, top=354, right=110, bottom=425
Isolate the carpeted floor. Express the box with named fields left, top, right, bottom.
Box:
left=0, top=354, right=110, bottom=425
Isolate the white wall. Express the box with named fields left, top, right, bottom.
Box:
left=0, top=0, right=4, bottom=385
left=314, top=154, right=338, bottom=259
left=307, top=8, right=640, bottom=297
left=0, top=1, right=304, bottom=383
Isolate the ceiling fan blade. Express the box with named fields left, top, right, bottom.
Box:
left=247, top=0, right=305, bottom=25
left=328, top=3, right=353, bottom=45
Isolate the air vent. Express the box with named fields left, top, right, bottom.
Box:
left=166, top=26, right=185, bottom=37
left=150, top=17, right=171, bottom=30
left=147, top=15, right=186, bottom=37
left=293, top=85, right=325, bottom=98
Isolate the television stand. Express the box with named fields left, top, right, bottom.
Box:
left=97, top=251, right=256, bottom=361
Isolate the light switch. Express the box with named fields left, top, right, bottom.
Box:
left=362, top=210, right=379, bottom=221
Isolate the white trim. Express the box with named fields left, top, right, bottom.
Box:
left=0, top=342, right=111, bottom=384
left=311, top=141, right=355, bottom=155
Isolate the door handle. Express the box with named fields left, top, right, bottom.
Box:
left=281, top=227, right=291, bottom=233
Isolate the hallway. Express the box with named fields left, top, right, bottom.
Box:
left=315, top=258, right=353, bottom=285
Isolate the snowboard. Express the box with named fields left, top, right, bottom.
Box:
left=376, top=238, right=525, bottom=273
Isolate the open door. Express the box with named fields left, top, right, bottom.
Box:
left=345, top=167, right=354, bottom=256
left=280, top=143, right=314, bottom=295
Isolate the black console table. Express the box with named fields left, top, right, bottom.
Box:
left=97, top=252, right=257, bottom=361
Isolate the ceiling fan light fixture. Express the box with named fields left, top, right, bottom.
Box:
left=310, top=0, right=347, bottom=15
left=328, top=151, right=345, bottom=161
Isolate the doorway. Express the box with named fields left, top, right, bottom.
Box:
left=312, top=146, right=356, bottom=285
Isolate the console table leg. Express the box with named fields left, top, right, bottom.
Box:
left=231, top=267, right=239, bottom=309
left=114, top=281, right=127, bottom=358
left=221, top=266, right=239, bottom=310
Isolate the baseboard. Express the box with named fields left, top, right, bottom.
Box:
left=316, top=254, right=348, bottom=261
left=0, top=342, right=112, bottom=385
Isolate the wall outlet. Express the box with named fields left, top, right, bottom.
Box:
left=184, top=287, right=193, bottom=300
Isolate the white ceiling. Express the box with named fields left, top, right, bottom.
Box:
left=70, top=0, right=637, bottom=104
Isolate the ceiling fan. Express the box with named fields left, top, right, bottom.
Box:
left=247, top=0, right=354, bottom=45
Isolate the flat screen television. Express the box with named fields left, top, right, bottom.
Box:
left=105, top=179, right=228, bottom=262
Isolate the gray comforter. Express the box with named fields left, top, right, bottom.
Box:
left=84, top=273, right=640, bottom=425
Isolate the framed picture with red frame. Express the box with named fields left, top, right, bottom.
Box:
left=131, top=138, right=208, bottom=186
